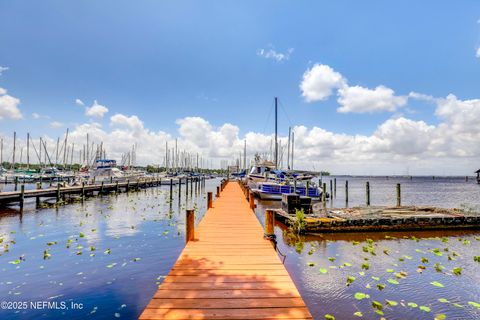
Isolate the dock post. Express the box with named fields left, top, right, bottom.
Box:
left=169, top=179, right=173, bottom=200
left=36, top=182, right=41, bottom=206
left=396, top=183, right=401, bottom=207
left=101, top=182, right=104, bottom=194
left=216, top=186, right=220, bottom=198
left=466, top=176, right=469, bottom=182
left=81, top=182, right=85, bottom=199
left=19, top=185, right=25, bottom=210
left=190, top=178, right=193, bottom=196
left=306, top=181, right=310, bottom=197
left=322, top=183, right=326, bottom=203
left=185, top=178, right=189, bottom=197
left=366, top=181, right=370, bottom=206
left=186, top=209, right=195, bottom=242
left=207, top=192, right=213, bottom=209
left=294, top=179, right=297, bottom=193
left=14, top=177, right=18, bottom=191
left=116, top=181, right=119, bottom=193
left=56, top=184, right=60, bottom=203
left=178, top=178, right=182, bottom=196
left=329, top=180, right=333, bottom=200
left=249, top=191, right=255, bottom=210
left=126, top=179, right=130, bottom=193
left=110, top=177, right=113, bottom=184
left=334, top=178, right=337, bottom=198
left=345, top=180, right=349, bottom=204
left=264, top=209, right=275, bottom=238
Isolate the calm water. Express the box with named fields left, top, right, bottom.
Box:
left=256, top=175, right=480, bottom=320
left=0, top=178, right=218, bottom=319
left=1, top=176, right=479, bottom=320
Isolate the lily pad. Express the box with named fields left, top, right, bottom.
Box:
left=430, top=281, right=444, bottom=288
left=353, top=311, right=363, bottom=317
left=319, top=268, right=328, bottom=274
left=468, top=301, right=480, bottom=309
left=452, top=267, right=462, bottom=275
left=407, top=302, right=418, bottom=308
left=346, top=276, right=356, bottom=286
left=386, top=300, right=398, bottom=306
left=419, top=306, right=431, bottom=312
left=354, top=292, right=370, bottom=300
left=324, top=314, right=335, bottom=320
left=387, top=279, right=399, bottom=285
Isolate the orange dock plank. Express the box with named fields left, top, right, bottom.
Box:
left=139, top=181, right=313, bottom=320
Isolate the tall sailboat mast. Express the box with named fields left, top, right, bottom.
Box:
left=274, top=97, right=278, bottom=169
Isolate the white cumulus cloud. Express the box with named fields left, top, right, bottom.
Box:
left=0, top=87, right=22, bottom=120
left=49, top=121, right=64, bottom=128
left=85, top=100, right=109, bottom=118
left=476, top=47, right=480, bottom=58
left=337, top=85, right=407, bottom=113
left=0, top=66, right=8, bottom=75
left=300, top=64, right=346, bottom=102
left=75, top=98, right=85, bottom=106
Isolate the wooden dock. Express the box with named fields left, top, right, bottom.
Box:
left=139, top=181, right=312, bottom=320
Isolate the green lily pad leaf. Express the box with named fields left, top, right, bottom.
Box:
left=365, top=283, right=371, bottom=289
left=386, top=269, right=394, bottom=273
left=132, top=258, right=141, bottom=262
left=353, top=311, right=363, bottom=317
left=438, top=298, right=449, bottom=303
left=371, top=276, right=380, bottom=281
left=387, top=279, right=399, bottom=285
left=419, top=306, right=431, bottom=312
left=386, top=300, right=398, bottom=306
left=474, top=256, right=480, bottom=262
left=431, top=281, right=444, bottom=288
left=371, top=300, right=383, bottom=311
left=376, top=283, right=385, bottom=290
left=358, top=271, right=365, bottom=276
left=104, top=249, right=111, bottom=254
left=9, top=260, right=20, bottom=265
left=374, top=310, right=384, bottom=316
left=328, top=257, right=336, bottom=262
left=383, top=249, right=390, bottom=255
left=47, top=241, right=57, bottom=246
left=403, top=255, right=412, bottom=260
left=361, top=263, right=369, bottom=270
left=79, top=232, right=85, bottom=238
left=324, top=315, right=335, bottom=320
left=452, top=267, right=462, bottom=275
left=407, top=302, right=418, bottom=308
left=453, top=303, right=463, bottom=308
left=421, top=257, right=429, bottom=263
left=434, top=314, right=446, bottom=320
left=106, top=263, right=117, bottom=268
left=319, top=268, right=328, bottom=274
left=468, top=301, right=480, bottom=308
left=343, top=262, right=352, bottom=267
left=307, top=262, right=315, bottom=267
left=415, top=249, right=425, bottom=253
left=346, top=276, right=356, bottom=286
left=354, top=292, right=370, bottom=300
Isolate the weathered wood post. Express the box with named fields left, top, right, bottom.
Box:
left=36, top=182, right=41, bottom=206
left=56, top=184, right=60, bottom=203
left=126, top=179, right=130, bottom=193
left=306, top=181, right=310, bottom=197
left=207, top=192, right=213, bottom=209
left=366, top=181, right=370, bottom=206
left=249, top=191, right=255, bottom=210
left=19, top=184, right=25, bottom=210
left=81, top=181, right=85, bottom=199
left=293, top=179, right=297, bottom=193
left=329, top=180, right=333, bottom=200
left=322, top=183, right=326, bottom=203
left=49, top=177, right=53, bottom=187
left=110, top=176, right=113, bottom=184
left=101, top=181, right=104, bottom=194
left=345, top=180, right=349, bottom=204
left=14, top=176, right=18, bottom=191
left=466, top=176, right=469, bottom=182
left=185, top=178, right=189, bottom=197
left=169, top=178, right=173, bottom=200
left=178, top=178, right=182, bottom=197
left=396, top=183, right=401, bottom=207
left=265, top=209, right=275, bottom=238
left=190, top=178, right=193, bottom=196
left=216, top=186, right=220, bottom=198
left=334, top=178, right=337, bottom=198
left=115, top=181, right=119, bottom=193
left=186, top=209, right=195, bottom=242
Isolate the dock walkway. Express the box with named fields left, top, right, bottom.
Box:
left=140, top=181, right=312, bottom=320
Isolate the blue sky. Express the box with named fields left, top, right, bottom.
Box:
left=1, top=1, right=480, bottom=173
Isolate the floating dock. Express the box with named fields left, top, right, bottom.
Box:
left=273, top=206, right=480, bottom=233
left=140, top=181, right=312, bottom=320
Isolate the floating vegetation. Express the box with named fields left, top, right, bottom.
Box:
left=430, top=281, right=445, bottom=288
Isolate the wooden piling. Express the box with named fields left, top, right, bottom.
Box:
left=170, top=179, right=173, bottom=199
left=249, top=191, right=255, bottom=210
left=56, top=184, right=60, bottom=202
left=186, top=178, right=189, bottom=197
left=305, top=181, right=310, bottom=197
left=264, top=209, right=275, bottom=237
left=366, top=181, right=370, bottom=206
left=345, top=180, right=349, bottom=204
left=186, top=209, right=195, bottom=242
left=216, top=186, right=220, bottom=198
left=81, top=182, right=85, bottom=199
left=19, top=185, right=24, bottom=210
left=101, top=181, right=104, bottom=194
left=396, top=183, right=401, bottom=207
left=334, top=178, right=337, bottom=197
left=329, top=180, right=333, bottom=199
left=207, top=192, right=213, bottom=209
left=14, top=177, right=18, bottom=191
left=126, top=179, right=130, bottom=193
left=116, top=181, right=119, bottom=193
left=36, top=182, right=41, bottom=206
left=322, top=183, right=326, bottom=203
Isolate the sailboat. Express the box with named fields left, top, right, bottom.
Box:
left=247, top=97, right=324, bottom=200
